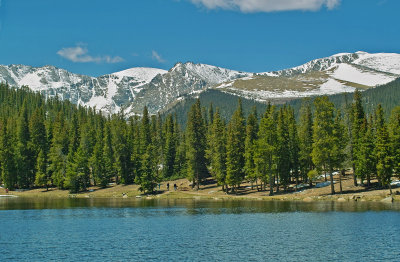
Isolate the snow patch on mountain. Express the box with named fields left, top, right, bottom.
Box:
left=332, top=63, right=395, bottom=86
left=112, top=67, right=167, bottom=83
left=353, top=52, right=400, bottom=75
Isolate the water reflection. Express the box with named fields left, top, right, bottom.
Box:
left=0, top=197, right=399, bottom=213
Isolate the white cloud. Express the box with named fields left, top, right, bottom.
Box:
left=190, top=0, right=341, bottom=12
left=152, top=50, right=166, bottom=63
left=57, top=45, right=124, bottom=63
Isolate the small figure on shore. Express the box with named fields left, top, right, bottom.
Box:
left=174, top=183, right=177, bottom=191
left=5, top=188, right=8, bottom=194
left=167, top=183, right=170, bottom=191
left=158, top=183, right=161, bottom=190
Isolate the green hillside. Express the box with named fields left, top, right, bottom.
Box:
left=165, top=78, right=400, bottom=125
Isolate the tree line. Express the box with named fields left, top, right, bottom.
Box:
left=1, top=83, right=399, bottom=195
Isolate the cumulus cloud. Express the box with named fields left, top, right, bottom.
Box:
left=152, top=50, right=166, bottom=63
left=190, top=0, right=341, bottom=12
left=57, top=45, right=124, bottom=63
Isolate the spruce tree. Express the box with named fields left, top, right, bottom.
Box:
left=48, top=111, right=68, bottom=189
left=350, top=90, right=365, bottom=186
left=311, top=96, right=336, bottom=195
left=102, top=121, right=114, bottom=186
left=255, top=106, right=277, bottom=195
left=0, top=121, right=16, bottom=190
left=135, top=145, right=159, bottom=194
left=332, top=110, right=347, bottom=193
left=298, top=98, right=314, bottom=186
left=15, top=101, right=33, bottom=188
left=186, top=99, right=208, bottom=190
left=355, top=117, right=376, bottom=186
left=244, top=106, right=258, bottom=188
left=34, top=149, right=48, bottom=190
left=90, top=119, right=105, bottom=186
left=112, top=116, right=131, bottom=184
left=130, top=115, right=142, bottom=183
left=226, top=99, right=246, bottom=192
left=288, top=107, right=300, bottom=188
left=209, top=109, right=227, bottom=191
left=140, top=106, right=151, bottom=154
left=375, top=104, right=393, bottom=193
left=29, top=107, right=47, bottom=163
left=174, top=125, right=187, bottom=178
left=163, top=114, right=176, bottom=178
left=276, top=107, right=291, bottom=191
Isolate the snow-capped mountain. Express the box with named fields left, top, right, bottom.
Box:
left=0, top=51, right=399, bottom=115
left=0, top=62, right=250, bottom=114
left=216, top=51, right=400, bottom=101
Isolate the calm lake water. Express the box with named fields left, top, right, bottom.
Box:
left=1, top=198, right=400, bottom=261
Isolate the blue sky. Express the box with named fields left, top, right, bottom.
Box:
left=0, top=0, right=399, bottom=76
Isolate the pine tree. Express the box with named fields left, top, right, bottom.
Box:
left=298, top=98, right=314, bottom=186
left=332, top=110, right=347, bottom=193
left=186, top=99, right=208, bottom=190
left=30, top=107, right=49, bottom=188
left=276, top=107, right=291, bottom=191
left=163, top=114, right=176, bottom=178
left=355, top=117, right=376, bottom=186
left=135, top=145, right=159, bottom=193
left=130, top=115, right=142, bottom=183
left=288, top=107, right=300, bottom=188
left=226, top=99, right=246, bottom=192
left=140, top=106, right=151, bottom=154
left=68, top=112, right=80, bottom=155
left=90, top=119, right=105, bottom=187
left=244, top=106, right=258, bottom=188
left=29, top=107, right=47, bottom=164
left=48, top=111, right=68, bottom=189
left=350, top=90, right=365, bottom=186
left=34, top=149, right=48, bottom=190
left=375, top=104, right=393, bottom=193
left=311, top=96, right=336, bottom=195
left=0, top=121, right=16, bottom=190
left=15, top=101, right=34, bottom=188
left=174, top=125, right=187, bottom=178
left=112, top=116, right=132, bottom=184
left=65, top=137, right=90, bottom=193
left=102, top=121, right=114, bottom=186
left=255, top=106, right=277, bottom=195
left=209, top=109, right=227, bottom=191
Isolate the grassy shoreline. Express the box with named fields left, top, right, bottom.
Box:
left=1, top=175, right=399, bottom=203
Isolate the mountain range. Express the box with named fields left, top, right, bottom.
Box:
left=1, top=51, right=399, bottom=115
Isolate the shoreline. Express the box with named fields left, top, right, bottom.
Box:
left=1, top=176, right=399, bottom=203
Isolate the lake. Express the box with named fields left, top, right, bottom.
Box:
left=1, top=198, right=400, bottom=261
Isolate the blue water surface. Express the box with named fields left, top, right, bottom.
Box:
left=0, top=198, right=399, bottom=261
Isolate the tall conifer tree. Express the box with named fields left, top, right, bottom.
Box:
left=226, top=99, right=246, bottom=192
left=186, top=99, right=208, bottom=190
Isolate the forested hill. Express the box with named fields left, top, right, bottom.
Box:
left=165, top=78, right=400, bottom=124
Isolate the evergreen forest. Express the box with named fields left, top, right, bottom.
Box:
left=1, top=81, right=400, bottom=195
